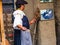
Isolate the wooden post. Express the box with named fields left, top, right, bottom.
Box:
left=0, top=0, right=6, bottom=45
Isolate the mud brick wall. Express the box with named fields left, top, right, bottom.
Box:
left=25, top=0, right=35, bottom=30
left=37, top=0, right=56, bottom=45
left=38, top=20, right=56, bottom=45
left=24, top=0, right=36, bottom=45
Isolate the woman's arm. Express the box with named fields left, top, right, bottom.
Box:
left=30, top=8, right=40, bottom=25
left=29, top=18, right=36, bottom=25
left=17, top=25, right=27, bottom=31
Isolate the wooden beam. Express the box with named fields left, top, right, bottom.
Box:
left=0, top=1, right=6, bottom=45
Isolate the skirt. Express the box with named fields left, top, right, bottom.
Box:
left=14, top=29, right=21, bottom=45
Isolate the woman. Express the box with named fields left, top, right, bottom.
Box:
left=13, top=0, right=36, bottom=45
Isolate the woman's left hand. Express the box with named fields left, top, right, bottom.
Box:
left=30, top=18, right=36, bottom=25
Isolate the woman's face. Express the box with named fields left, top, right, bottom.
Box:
left=20, top=4, right=25, bottom=11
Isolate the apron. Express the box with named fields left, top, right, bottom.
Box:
left=21, top=29, right=32, bottom=45
left=14, top=15, right=32, bottom=45
left=21, top=16, right=32, bottom=45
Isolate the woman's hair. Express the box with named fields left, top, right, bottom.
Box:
left=16, top=4, right=21, bottom=9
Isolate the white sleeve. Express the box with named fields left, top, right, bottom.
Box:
left=13, top=13, right=23, bottom=28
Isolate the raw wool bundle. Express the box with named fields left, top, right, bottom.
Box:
left=34, top=8, right=40, bottom=21
left=32, top=8, right=40, bottom=45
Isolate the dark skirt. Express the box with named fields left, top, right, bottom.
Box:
left=14, top=29, right=21, bottom=45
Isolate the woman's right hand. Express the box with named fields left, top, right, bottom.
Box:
left=21, top=27, right=27, bottom=31
left=17, top=25, right=27, bottom=31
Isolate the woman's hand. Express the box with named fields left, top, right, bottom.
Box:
left=17, top=25, right=27, bottom=31
left=21, top=27, right=27, bottom=31
left=30, top=18, right=36, bottom=25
